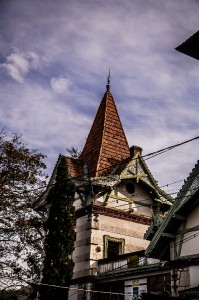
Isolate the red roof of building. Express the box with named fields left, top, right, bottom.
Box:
left=66, top=90, right=130, bottom=178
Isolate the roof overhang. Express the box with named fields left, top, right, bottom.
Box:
left=176, top=31, right=199, bottom=60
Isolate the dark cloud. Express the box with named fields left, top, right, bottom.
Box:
left=0, top=0, right=199, bottom=192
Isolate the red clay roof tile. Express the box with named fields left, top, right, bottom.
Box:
left=76, top=90, right=130, bottom=177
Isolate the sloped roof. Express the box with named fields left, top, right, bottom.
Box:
left=70, top=90, right=130, bottom=178
left=66, top=157, right=84, bottom=178
left=176, top=30, right=199, bottom=60
left=145, top=160, right=199, bottom=260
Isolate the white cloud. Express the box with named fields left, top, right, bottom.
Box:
left=0, top=50, right=40, bottom=83
left=50, top=76, right=73, bottom=94
left=27, top=52, right=40, bottom=69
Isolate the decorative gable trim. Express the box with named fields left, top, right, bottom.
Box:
left=120, top=153, right=173, bottom=205
left=34, top=154, right=63, bottom=210
left=120, top=153, right=153, bottom=185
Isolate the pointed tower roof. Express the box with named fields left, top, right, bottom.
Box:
left=78, top=90, right=130, bottom=177
left=35, top=78, right=173, bottom=216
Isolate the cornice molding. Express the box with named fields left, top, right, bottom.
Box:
left=76, top=204, right=151, bottom=225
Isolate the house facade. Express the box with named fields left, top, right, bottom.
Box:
left=36, top=78, right=173, bottom=300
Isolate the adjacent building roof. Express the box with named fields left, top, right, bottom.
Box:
left=176, top=30, right=199, bottom=60
left=145, top=160, right=199, bottom=260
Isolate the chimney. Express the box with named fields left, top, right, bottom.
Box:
left=130, top=145, right=143, bottom=157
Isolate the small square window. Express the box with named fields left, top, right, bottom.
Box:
left=107, top=240, right=120, bottom=258
left=104, top=235, right=125, bottom=259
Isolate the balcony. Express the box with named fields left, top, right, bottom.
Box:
left=97, top=250, right=160, bottom=275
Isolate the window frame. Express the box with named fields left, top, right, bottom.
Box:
left=103, top=235, right=125, bottom=258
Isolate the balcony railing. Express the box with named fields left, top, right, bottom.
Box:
left=97, top=251, right=160, bottom=274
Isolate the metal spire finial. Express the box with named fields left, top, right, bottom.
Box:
left=106, top=69, right=111, bottom=92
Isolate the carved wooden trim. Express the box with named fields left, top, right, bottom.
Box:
left=92, top=205, right=151, bottom=225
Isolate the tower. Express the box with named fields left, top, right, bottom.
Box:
left=37, top=77, right=173, bottom=299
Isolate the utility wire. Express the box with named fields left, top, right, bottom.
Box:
left=95, top=185, right=198, bottom=211
left=87, top=135, right=199, bottom=174
left=144, top=135, right=199, bottom=158
left=4, top=179, right=196, bottom=217
left=170, top=230, right=199, bottom=249
left=13, top=280, right=139, bottom=297
left=4, top=135, right=197, bottom=196
left=2, top=136, right=198, bottom=214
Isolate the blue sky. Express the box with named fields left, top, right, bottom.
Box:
left=0, top=0, right=199, bottom=195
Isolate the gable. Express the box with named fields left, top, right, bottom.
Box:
left=120, top=153, right=173, bottom=206
left=121, top=153, right=155, bottom=186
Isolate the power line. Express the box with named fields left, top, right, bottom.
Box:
left=75, top=135, right=199, bottom=180
left=6, top=135, right=199, bottom=197
left=3, top=178, right=197, bottom=217
left=2, top=135, right=198, bottom=217
left=161, top=179, right=184, bottom=188
left=15, top=280, right=139, bottom=297
left=170, top=229, right=199, bottom=249
left=142, top=135, right=199, bottom=160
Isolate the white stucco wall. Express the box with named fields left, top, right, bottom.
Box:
left=117, top=181, right=153, bottom=217
left=73, top=215, right=92, bottom=278
left=90, top=214, right=149, bottom=260
left=95, top=181, right=153, bottom=217
left=189, top=265, right=199, bottom=288
left=73, top=179, right=153, bottom=279
left=179, top=205, right=199, bottom=257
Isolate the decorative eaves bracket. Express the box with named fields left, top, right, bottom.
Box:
left=172, top=214, right=186, bottom=221
left=161, top=233, right=176, bottom=239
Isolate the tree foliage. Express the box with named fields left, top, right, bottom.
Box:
left=0, top=129, right=48, bottom=290
left=66, top=146, right=81, bottom=158
left=39, top=156, right=76, bottom=300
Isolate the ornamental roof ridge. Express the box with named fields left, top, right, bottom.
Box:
left=120, top=152, right=173, bottom=204
left=176, top=160, right=199, bottom=202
